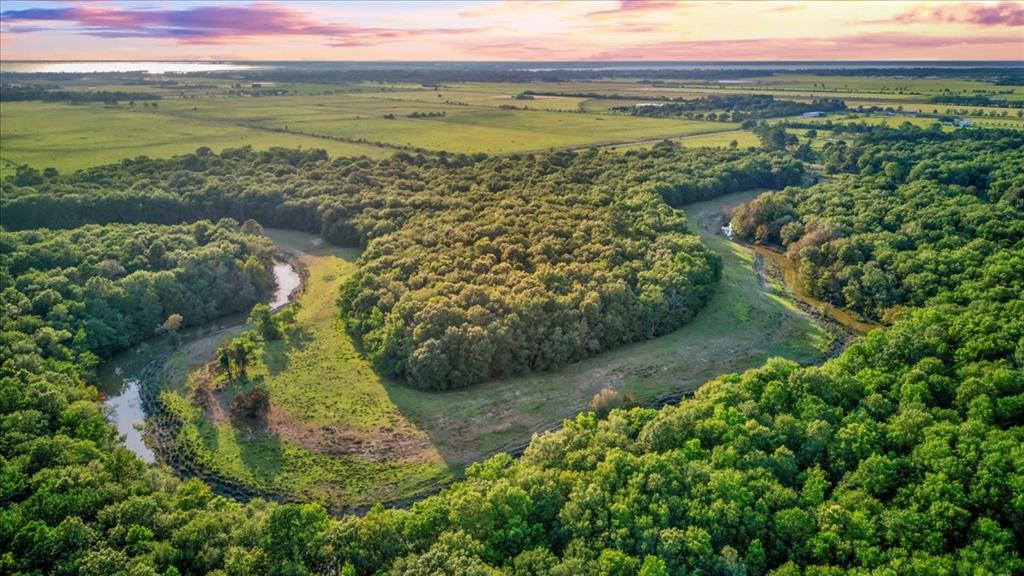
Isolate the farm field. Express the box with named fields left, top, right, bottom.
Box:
left=152, top=191, right=830, bottom=510
left=5, top=73, right=1021, bottom=179
left=0, top=100, right=394, bottom=177
left=0, top=87, right=740, bottom=176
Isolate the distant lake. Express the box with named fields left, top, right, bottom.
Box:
left=0, top=61, right=264, bottom=74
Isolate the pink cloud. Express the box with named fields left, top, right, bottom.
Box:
left=880, top=1, right=1024, bottom=27
left=767, top=4, right=807, bottom=13
left=0, top=2, right=479, bottom=45
left=587, top=0, right=682, bottom=18
left=583, top=32, right=1024, bottom=60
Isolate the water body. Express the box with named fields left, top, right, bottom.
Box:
left=270, top=262, right=301, bottom=310
left=1, top=61, right=262, bottom=74
left=98, top=259, right=299, bottom=463
left=4, top=61, right=1018, bottom=75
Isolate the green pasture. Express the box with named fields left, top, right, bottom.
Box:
left=0, top=101, right=392, bottom=178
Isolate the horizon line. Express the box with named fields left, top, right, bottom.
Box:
left=2, top=58, right=1022, bottom=63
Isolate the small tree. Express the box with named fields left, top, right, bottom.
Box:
left=157, top=313, right=183, bottom=334
left=589, top=388, right=637, bottom=418
left=157, top=313, right=184, bottom=346
left=240, top=219, right=264, bottom=236
left=274, top=303, right=300, bottom=336
left=248, top=303, right=279, bottom=340
left=216, top=333, right=257, bottom=380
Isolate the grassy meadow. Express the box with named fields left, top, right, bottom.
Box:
left=1, top=82, right=740, bottom=176
left=5, top=75, right=1019, bottom=178
left=153, top=190, right=830, bottom=509
left=0, top=100, right=393, bottom=177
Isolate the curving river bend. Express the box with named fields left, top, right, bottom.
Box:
left=98, top=257, right=301, bottom=463
left=97, top=192, right=877, bottom=468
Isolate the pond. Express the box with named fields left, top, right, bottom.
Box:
left=98, top=258, right=301, bottom=463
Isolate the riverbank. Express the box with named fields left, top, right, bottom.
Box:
left=117, top=189, right=835, bottom=513
left=99, top=243, right=302, bottom=464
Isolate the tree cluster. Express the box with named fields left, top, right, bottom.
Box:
left=0, top=83, right=161, bottom=104
left=616, top=95, right=847, bottom=122
left=2, top=144, right=803, bottom=389
left=731, top=124, right=1023, bottom=320
left=0, top=219, right=275, bottom=358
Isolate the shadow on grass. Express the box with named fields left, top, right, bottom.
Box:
left=262, top=327, right=314, bottom=376
left=378, top=189, right=832, bottom=474
left=229, top=398, right=285, bottom=483
left=234, top=424, right=284, bottom=483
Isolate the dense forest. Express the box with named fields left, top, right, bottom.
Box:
left=2, top=145, right=803, bottom=389
left=615, top=96, right=847, bottom=122
left=0, top=220, right=276, bottom=358
left=1, top=127, right=1021, bottom=574
left=731, top=125, right=1024, bottom=320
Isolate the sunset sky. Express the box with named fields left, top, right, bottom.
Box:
left=1, top=0, right=1021, bottom=61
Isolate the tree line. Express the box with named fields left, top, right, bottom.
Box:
left=615, top=95, right=847, bottom=123
left=731, top=124, right=1023, bottom=321
left=0, top=83, right=162, bottom=104
left=2, top=144, right=804, bottom=389
left=1, top=130, right=1019, bottom=574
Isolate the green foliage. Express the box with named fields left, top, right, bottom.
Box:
left=216, top=333, right=259, bottom=381
left=248, top=303, right=280, bottom=341
left=0, top=219, right=275, bottom=357
left=0, top=129, right=1020, bottom=575
left=2, top=144, right=802, bottom=389
left=732, top=125, right=1024, bottom=320
left=618, top=94, right=846, bottom=122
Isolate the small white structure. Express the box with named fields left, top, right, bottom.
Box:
left=722, top=222, right=734, bottom=239
left=802, top=111, right=826, bottom=118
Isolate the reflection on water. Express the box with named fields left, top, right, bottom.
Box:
left=271, top=262, right=301, bottom=309
left=99, top=259, right=299, bottom=463
left=102, top=372, right=156, bottom=463
left=749, top=244, right=880, bottom=335
left=1, top=61, right=262, bottom=74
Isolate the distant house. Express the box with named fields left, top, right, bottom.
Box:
left=955, top=119, right=973, bottom=127
left=802, top=111, right=826, bottom=118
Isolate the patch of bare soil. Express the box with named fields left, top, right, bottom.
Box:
left=265, top=405, right=438, bottom=465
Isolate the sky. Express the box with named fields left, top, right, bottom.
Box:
left=0, top=0, right=1021, bottom=61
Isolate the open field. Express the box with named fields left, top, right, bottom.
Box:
left=154, top=191, right=829, bottom=510
left=5, top=74, right=1020, bottom=178
left=1, top=85, right=739, bottom=176
left=0, top=101, right=394, bottom=176
left=158, top=233, right=454, bottom=511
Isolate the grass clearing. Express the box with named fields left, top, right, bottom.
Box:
left=159, top=235, right=453, bottom=511
left=154, top=191, right=829, bottom=510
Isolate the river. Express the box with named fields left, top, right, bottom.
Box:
left=98, top=258, right=301, bottom=463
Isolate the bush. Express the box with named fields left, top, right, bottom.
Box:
left=589, top=388, right=638, bottom=418
left=231, top=388, right=270, bottom=421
